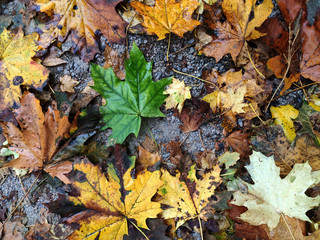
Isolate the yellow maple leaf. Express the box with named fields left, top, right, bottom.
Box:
left=202, top=70, right=263, bottom=130
left=271, top=105, right=299, bottom=143
left=67, top=157, right=163, bottom=240
left=36, top=0, right=126, bottom=61
left=220, top=86, right=248, bottom=114
left=158, top=165, right=221, bottom=229
left=131, top=0, right=200, bottom=40
left=164, top=78, right=191, bottom=113
left=0, top=29, right=49, bottom=111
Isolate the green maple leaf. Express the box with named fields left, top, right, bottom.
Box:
left=232, top=151, right=320, bottom=230
left=91, top=43, right=172, bottom=144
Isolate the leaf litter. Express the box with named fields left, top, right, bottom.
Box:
left=1, top=0, right=320, bottom=239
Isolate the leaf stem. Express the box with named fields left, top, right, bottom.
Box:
left=281, top=213, right=296, bottom=240
left=248, top=103, right=266, bottom=125
left=130, top=220, right=150, bottom=240
left=167, top=33, right=171, bottom=62
left=198, top=215, right=204, bottom=240
left=244, top=41, right=265, bottom=79
left=0, top=171, right=42, bottom=231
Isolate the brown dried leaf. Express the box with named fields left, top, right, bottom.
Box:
left=0, top=92, right=72, bottom=182
left=178, top=99, right=211, bottom=133
left=103, top=45, right=126, bottom=80
left=59, top=75, right=79, bottom=93
left=218, top=129, right=252, bottom=158
left=36, top=0, right=127, bottom=61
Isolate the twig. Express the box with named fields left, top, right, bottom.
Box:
left=265, top=27, right=300, bottom=112
left=198, top=131, right=206, bottom=150
left=263, top=82, right=318, bottom=104
left=18, top=175, right=31, bottom=204
left=0, top=171, right=42, bottom=231
left=172, top=68, right=219, bottom=88
left=248, top=103, right=266, bottom=125
left=180, top=132, right=190, bottom=146
left=299, top=78, right=309, bottom=102
left=244, top=41, right=266, bottom=79
left=0, top=175, right=9, bottom=185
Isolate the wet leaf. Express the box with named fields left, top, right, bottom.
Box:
left=65, top=147, right=163, bottom=240
left=271, top=105, right=299, bottom=143
left=0, top=29, right=49, bottom=111
left=91, top=43, right=171, bottom=144
left=0, top=92, right=72, bottom=182
left=201, top=0, right=273, bottom=62
left=131, top=0, right=200, bottom=40
left=36, top=0, right=127, bottom=61
left=232, top=151, right=320, bottom=230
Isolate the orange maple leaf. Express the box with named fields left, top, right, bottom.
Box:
left=131, top=0, right=200, bottom=40
left=201, top=0, right=273, bottom=62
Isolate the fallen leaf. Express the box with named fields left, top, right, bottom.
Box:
left=59, top=75, right=78, bottom=93
left=202, top=70, right=264, bottom=130
left=0, top=28, right=49, bottom=111
left=178, top=98, right=211, bottom=133
left=131, top=0, right=200, bottom=40
left=196, top=149, right=217, bottom=170
left=217, top=129, right=252, bottom=158
left=2, top=219, right=27, bottom=240
left=0, top=92, right=72, bottom=182
left=159, top=164, right=222, bottom=229
left=232, top=151, right=320, bottom=230
left=63, top=147, right=163, bottom=240
left=201, top=0, right=273, bottom=62
left=271, top=105, right=299, bottom=143
left=295, top=102, right=320, bottom=146
left=91, top=43, right=171, bottom=144
left=165, top=140, right=183, bottom=166
left=300, top=17, right=320, bottom=83
left=103, top=44, right=126, bottom=80
left=218, top=151, right=240, bottom=169
left=42, top=56, right=67, bottom=67
left=136, top=145, right=161, bottom=174
left=227, top=203, right=270, bottom=240
left=36, top=0, right=127, bottom=61
left=164, top=78, right=191, bottom=113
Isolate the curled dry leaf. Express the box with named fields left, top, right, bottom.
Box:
left=59, top=75, right=78, bottom=93
left=0, top=92, right=72, bottom=183
left=0, top=29, right=49, bottom=111
left=131, top=0, right=200, bottom=39
left=36, top=0, right=127, bottom=61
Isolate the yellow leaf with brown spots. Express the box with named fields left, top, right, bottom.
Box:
left=271, top=105, right=299, bottom=143
left=66, top=150, right=163, bottom=240
left=158, top=165, right=222, bottom=229
left=0, top=29, right=49, bottom=111
left=131, top=0, right=200, bottom=40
